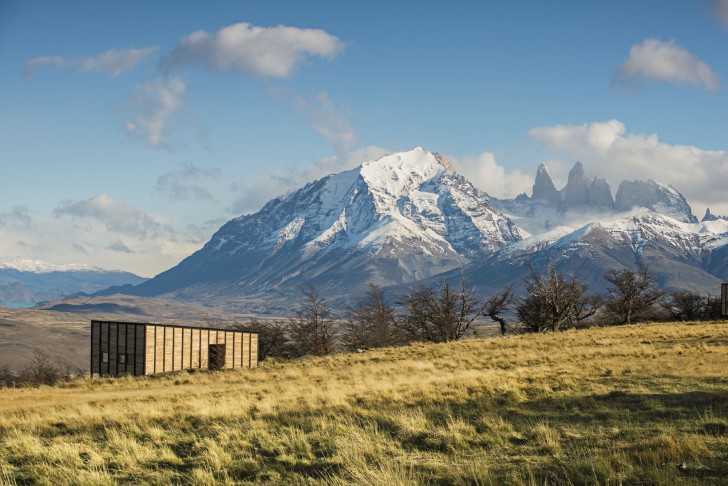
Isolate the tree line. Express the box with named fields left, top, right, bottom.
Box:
left=241, top=263, right=725, bottom=360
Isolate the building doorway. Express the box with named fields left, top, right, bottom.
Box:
left=208, top=344, right=226, bottom=370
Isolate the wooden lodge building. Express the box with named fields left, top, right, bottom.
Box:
left=91, top=320, right=259, bottom=377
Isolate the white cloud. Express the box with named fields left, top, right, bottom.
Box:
left=124, top=75, right=186, bottom=150
left=156, top=162, right=221, bottom=202
left=613, top=38, right=719, bottom=91
left=53, top=193, right=167, bottom=238
left=23, top=22, right=345, bottom=151
left=450, top=152, right=533, bottom=199
left=23, top=47, right=157, bottom=79
left=1, top=196, right=205, bottom=277
left=0, top=206, right=32, bottom=228
left=159, top=22, right=344, bottom=77
left=229, top=145, right=389, bottom=214
left=296, top=91, right=357, bottom=155
left=529, top=120, right=728, bottom=216
left=124, top=22, right=344, bottom=151
left=714, top=0, right=728, bottom=28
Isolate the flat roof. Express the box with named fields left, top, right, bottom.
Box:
left=91, top=319, right=259, bottom=334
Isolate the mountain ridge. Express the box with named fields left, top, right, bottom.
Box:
left=114, top=148, right=521, bottom=307
left=85, top=148, right=728, bottom=312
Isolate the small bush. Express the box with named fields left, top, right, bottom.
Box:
left=1, top=351, right=81, bottom=388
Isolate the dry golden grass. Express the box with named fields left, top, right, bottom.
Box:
left=1, top=321, right=727, bottom=485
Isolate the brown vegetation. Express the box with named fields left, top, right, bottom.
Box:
left=1, top=321, right=726, bottom=484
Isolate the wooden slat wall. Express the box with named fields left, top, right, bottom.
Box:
left=145, top=326, right=156, bottom=375
left=233, top=332, right=242, bottom=368
left=200, top=329, right=209, bottom=368
left=172, top=328, right=181, bottom=371
left=100, top=322, right=109, bottom=376
left=157, top=326, right=166, bottom=373
left=134, top=324, right=145, bottom=375
left=191, top=328, right=200, bottom=368
left=94, top=321, right=258, bottom=377
left=250, top=334, right=258, bottom=368
left=91, top=321, right=100, bottom=375
left=117, top=324, right=127, bottom=375
left=108, top=323, right=117, bottom=376
left=225, top=331, right=234, bottom=369
left=241, top=333, right=250, bottom=369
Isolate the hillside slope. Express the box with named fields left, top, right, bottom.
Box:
left=1, top=322, right=726, bottom=484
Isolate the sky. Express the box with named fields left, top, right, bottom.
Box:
left=1, top=0, right=728, bottom=277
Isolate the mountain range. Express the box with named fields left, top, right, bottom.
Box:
left=0, top=258, right=146, bottom=306
left=94, top=147, right=727, bottom=313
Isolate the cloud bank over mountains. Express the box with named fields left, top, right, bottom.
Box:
left=0, top=194, right=208, bottom=277
left=529, top=120, right=728, bottom=216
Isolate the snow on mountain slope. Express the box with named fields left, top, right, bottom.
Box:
left=459, top=208, right=726, bottom=297
left=0, top=258, right=104, bottom=274
left=493, top=162, right=698, bottom=234
left=127, top=147, right=522, bottom=300
left=614, top=179, right=697, bottom=223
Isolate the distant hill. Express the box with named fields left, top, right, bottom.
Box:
left=0, top=258, right=147, bottom=306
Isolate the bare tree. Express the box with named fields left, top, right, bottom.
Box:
left=483, top=285, right=514, bottom=336
left=342, top=284, right=403, bottom=351
left=287, top=283, right=336, bottom=357
left=516, top=264, right=601, bottom=332
left=398, top=278, right=484, bottom=343
left=569, top=292, right=603, bottom=327
left=17, top=351, right=77, bottom=387
left=0, top=364, right=16, bottom=388
left=662, top=290, right=705, bottom=321
left=703, top=295, right=723, bottom=320
left=661, top=291, right=723, bottom=322
left=604, top=263, right=664, bottom=325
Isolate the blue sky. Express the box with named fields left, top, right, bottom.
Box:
left=1, top=0, right=727, bottom=276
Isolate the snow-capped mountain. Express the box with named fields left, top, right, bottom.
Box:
left=458, top=209, right=725, bottom=296
left=470, top=162, right=725, bottom=295
left=493, top=161, right=698, bottom=235
left=119, top=148, right=521, bottom=305
left=614, top=179, right=697, bottom=223
left=0, top=258, right=104, bottom=274
left=0, top=258, right=147, bottom=306
left=99, top=149, right=726, bottom=313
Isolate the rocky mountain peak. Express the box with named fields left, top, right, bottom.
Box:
left=587, top=176, right=615, bottom=210
left=562, top=161, right=590, bottom=209
left=701, top=208, right=726, bottom=222
left=614, top=179, right=697, bottom=223
left=122, top=148, right=522, bottom=302
left=532, top=163, right=560, bottom=204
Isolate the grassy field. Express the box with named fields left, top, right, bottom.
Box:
left=1, top=322, right=727, bottom=485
